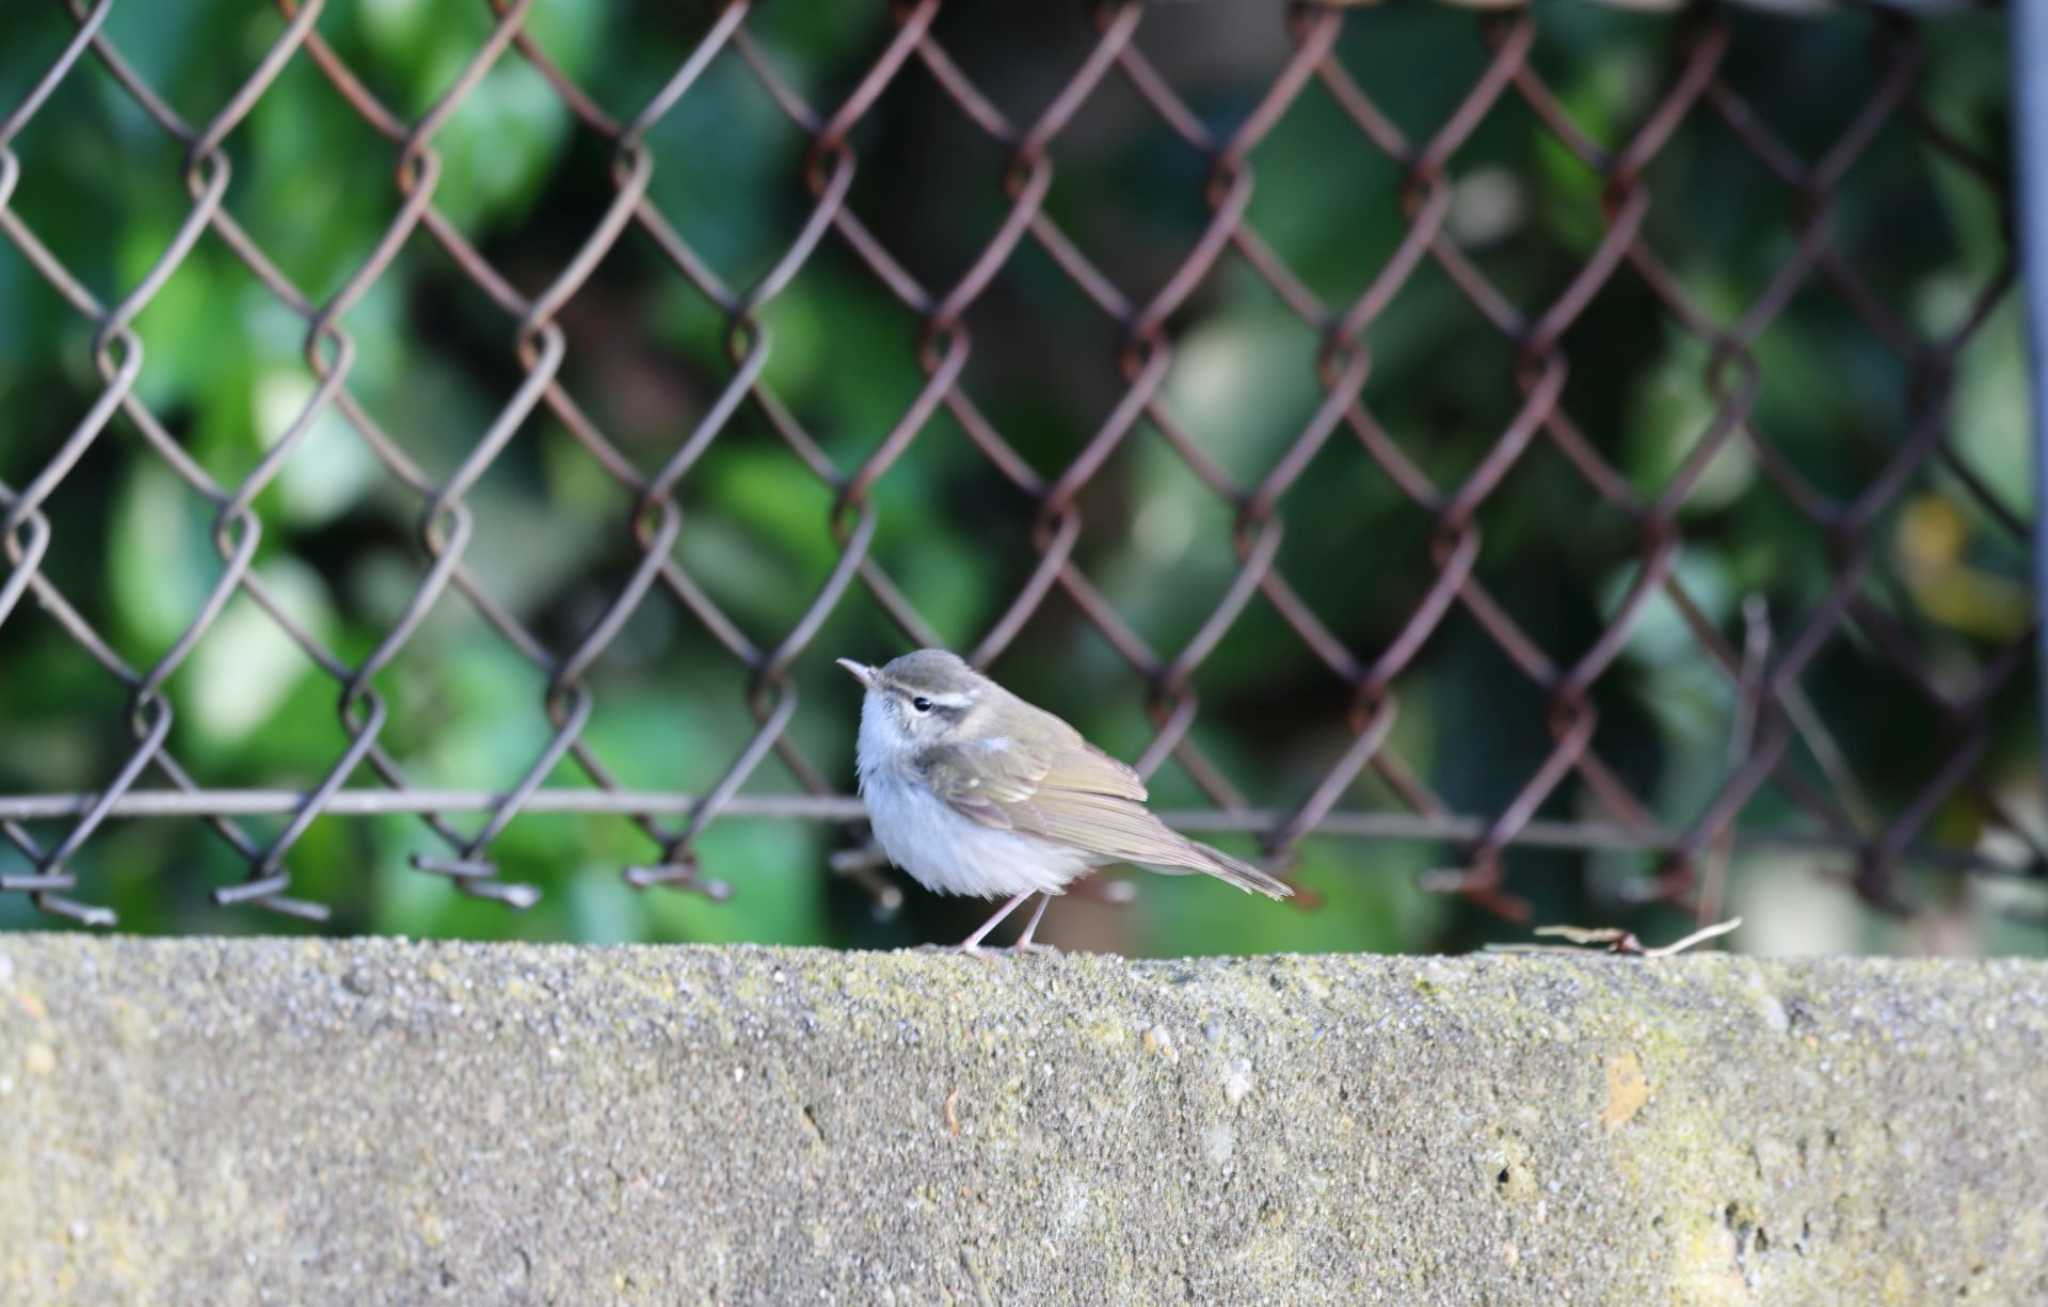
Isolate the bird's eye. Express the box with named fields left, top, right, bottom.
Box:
left=911, top=696, right=933, bottom=713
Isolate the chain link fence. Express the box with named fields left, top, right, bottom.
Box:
left=0, top=0, right=2038, bottom=936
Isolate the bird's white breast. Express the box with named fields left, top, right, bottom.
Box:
left=860, top=767, right=1092, bottom=897
left=854, top=691, right=1091, bottom=898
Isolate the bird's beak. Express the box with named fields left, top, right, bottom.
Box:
left=835, top=657, right=876, bottom=689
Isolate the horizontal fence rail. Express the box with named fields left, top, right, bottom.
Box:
left=0, top=0, right=2038, bottom=930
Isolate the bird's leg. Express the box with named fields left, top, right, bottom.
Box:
left=957, top=890, right=1033, bottom=955
left=1010, top=894, right=1056, bottom=954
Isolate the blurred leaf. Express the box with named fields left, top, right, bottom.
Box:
left=109, top=463, right=217, bottom=650
left=430, top=60, right=573, bottom=229
left=252, top=370, right=379, bottom=525
left=1944, top=301, right=2031, bottom=516
left=184, top=557, right=337, bottom=745
left=1625, top=333, right=1755, bottom=511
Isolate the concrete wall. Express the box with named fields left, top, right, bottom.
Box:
left=1, top=936, right=2043, bottom=1305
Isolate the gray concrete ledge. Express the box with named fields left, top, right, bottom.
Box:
left=1, top=937, right=2044, bottom=1305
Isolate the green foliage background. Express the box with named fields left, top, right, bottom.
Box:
left=0, top=1, right=2039, bottom=955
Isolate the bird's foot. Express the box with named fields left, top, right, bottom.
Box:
left=909, top=941, right=1006, bottom=959
left=921, top=940, right=1052, bottom=959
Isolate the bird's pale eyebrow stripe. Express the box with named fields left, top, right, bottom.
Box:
left=897, top=688, right=973, bottom=711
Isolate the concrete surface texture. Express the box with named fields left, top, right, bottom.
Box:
left=0, top=936, right=2044, bottom=1305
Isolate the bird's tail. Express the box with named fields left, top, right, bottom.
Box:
left=1191, top=841, right=1294, bottom=900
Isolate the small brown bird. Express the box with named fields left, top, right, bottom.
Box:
left=838, top=649, right=1292, bottom=953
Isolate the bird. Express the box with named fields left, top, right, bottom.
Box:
left=836, top=649, right=1292, bottom=953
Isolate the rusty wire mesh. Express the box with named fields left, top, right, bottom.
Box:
left=0, top=0, right=2038, bottom=935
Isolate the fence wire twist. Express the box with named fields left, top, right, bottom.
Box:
left=0, top=0, right=2037, bottom=928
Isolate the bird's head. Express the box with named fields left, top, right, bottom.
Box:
left=836, top=649, right=991, bottom=757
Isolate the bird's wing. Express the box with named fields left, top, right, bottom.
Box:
left=914, top=721, right=1217, bottom=870
left=916, top=740, right=1144, bottom=820
left=917, top=696, right=1142, bottom=811
left=914, top=712, right=1293, bottom=896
